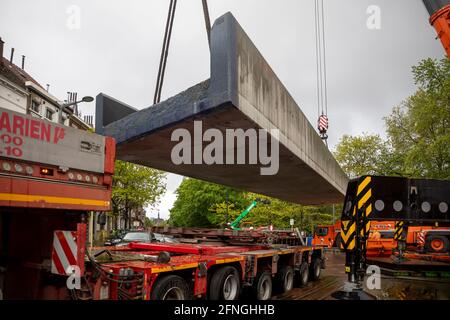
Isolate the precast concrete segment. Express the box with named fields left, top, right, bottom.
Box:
left=96, top=12, right=349, bottom=205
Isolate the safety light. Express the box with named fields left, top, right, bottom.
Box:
left=40, top=168, right=53, bottom=176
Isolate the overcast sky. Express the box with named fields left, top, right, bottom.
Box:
left=0, top=0, right=445, bottom=219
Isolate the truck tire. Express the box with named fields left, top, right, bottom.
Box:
left=296, top=262, right=309, bottom=287
left=309, top=258, right=321, bottom=281
left=209, top=266, right=241, bottom=300
left=252, top=271, right=272, bottom=300
left=274, top=265, right=294, bottom=293
left=150, top=275, right=190, bottom=300
left=425, top=235, right=450, bottom=253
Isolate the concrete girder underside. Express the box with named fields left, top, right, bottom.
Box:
left=96, top=13, right=349, bottom=205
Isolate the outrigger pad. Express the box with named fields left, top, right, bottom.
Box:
left=332, top=289, right=377, bottom=301
left=96, top=12, right=348, bottom=205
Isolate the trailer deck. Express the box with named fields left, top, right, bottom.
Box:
left=87, top=234, right=324, bottom=300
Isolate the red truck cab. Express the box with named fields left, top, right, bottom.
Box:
left=312, top=221, right=341, bottom=248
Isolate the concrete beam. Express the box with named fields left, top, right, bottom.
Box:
left=96, top=12, right=349, bottom=205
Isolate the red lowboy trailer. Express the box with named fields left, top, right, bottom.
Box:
left=86, top=228, right=324, bottom=301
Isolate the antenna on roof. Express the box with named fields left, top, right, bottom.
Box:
left=83, top=115, right=93, bottom=126
left=0, top=38, right=4, bottom=64
left=9, top=48, right=14, bottom=65
left=21, top=55, right=25, bottom=70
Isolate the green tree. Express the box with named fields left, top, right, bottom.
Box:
left=112, top=161, right=166, bottom=229
left=207, top=195, right=301, bottom=229
left=334, top=58, right=449, bottom=180
left=169, top=177, right=340, bottom=234
left=144, top=217, right=153, bottom=228
left=334, top=134, right=399, bottom=178
left=169, top=178, right=246, bottom=227
left=247, top=197, right=339, bottom=235
left=385, top=58, right=450, bottom=179
left=208, top=202, right=243, bottom=227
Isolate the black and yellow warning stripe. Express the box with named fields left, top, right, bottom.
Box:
left=340, top=219, right=356, bottom=250
left=394, top=221, right=406, bottom=241
left=340, top=176, right=373, bottom=251
left=357, top=176, right=373, bottom=242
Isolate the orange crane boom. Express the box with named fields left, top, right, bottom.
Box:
left=423, top=0, right=450, bottom=56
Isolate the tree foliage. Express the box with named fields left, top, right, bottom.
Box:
left=112, top=161, right=166, bottom=228
left=334, top=134, right=398, bottom=178
left=169, top=178, right=246, bottom=227
left=384, top=58, right=449, bottom=179
left=335, top=58, right=449, bottom=180
left=234, top=195, right=339, bottom=234
left=169, top=178, right=339, bottom=234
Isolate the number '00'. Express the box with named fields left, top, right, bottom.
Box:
left=1, top=134, right=24, bottom=146
left=1, top=134, right=24, bottom=157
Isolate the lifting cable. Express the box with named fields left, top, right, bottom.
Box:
left=202, top=0, right=212, bottom=50
left=153, top=0, right=212, bottom=105
left=153, top=0, right=178, bottom=105
left=314, top=0, right=329, bottom=144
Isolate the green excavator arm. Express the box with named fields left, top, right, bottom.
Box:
left=229, top=198, right=270, bottom=230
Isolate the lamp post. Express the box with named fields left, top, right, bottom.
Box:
left=58, top=96, right=94, bottom=125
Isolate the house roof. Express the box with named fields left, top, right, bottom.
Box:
left=0, top=56, right=92, bottom=130
left=0, top=57, right=44, bottom=90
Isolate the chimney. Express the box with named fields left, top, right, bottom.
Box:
left=46, top=84, right=50, bottom=92
left=9, top=47, right=14, bottom=65
left=0, top=38, right=4, bottom=65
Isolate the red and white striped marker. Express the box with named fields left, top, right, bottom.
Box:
left=417, top=231, right=426, bottom=248
left=51, top=231, right=78, bottom=275
left=318, top=115, right=329, bottom=132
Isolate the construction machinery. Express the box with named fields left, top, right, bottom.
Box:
left=331, top=2, right=450, bottom=298
left=0, top=106, right=115, bottom=299
left=312, top=219, right=450, bottom=257
left=0, top=105, right=325, bottom=301
left=1, top=0, right=448, bottom=301
left=332, top=176, right=450, bottom=300
left=312, top=220, right=396, bottom=250
left=423, top=0, right=450, bottom=56
left=312, top=220, right=341, bottom=248
left=228, top=198, right=270, bottom=231
left=90, top=233, right=323, bottom=300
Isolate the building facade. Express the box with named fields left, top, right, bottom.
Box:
left=0, top=37, right=104, bottom=243
left=0, top=38, right=91, bottom=130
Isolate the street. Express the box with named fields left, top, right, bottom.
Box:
left=274, top=251, right=450, bottom=300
